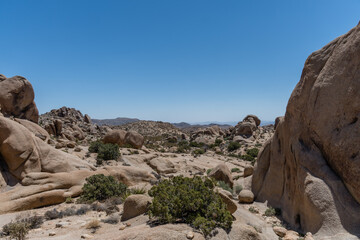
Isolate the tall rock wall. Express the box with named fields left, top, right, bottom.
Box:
left=252, top=23, right=360, bottom=240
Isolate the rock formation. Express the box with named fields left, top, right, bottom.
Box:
left=103, top=129, right=145, bottom=149
left=0, top=116, right=155, bottom=213
left=252, top=23, right=360, bottom=239
left=40, top=106, right=108, bottom=143
left=0, top=75, right=39, bottom=123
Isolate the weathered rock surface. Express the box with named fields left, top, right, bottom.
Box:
left=208, top=163, right=233, bottom=188
left=40, top=107, right=107, bottom=142
left=121, top=194, right=152, bottom=221
left=238, top=189, right=254, bottom=203
left=252, top=23, right=360, bottom=239
left=103, top=129, right=144, bottom=149
left=0, top=75, right=39, bottom=123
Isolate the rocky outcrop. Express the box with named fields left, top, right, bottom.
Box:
left=252, top=23, right=360, bottom=239
left=0, top=75, right=39, bottom=123
left=40, top=107, right=107, bottom=142
left=103, top=129, right=144, bottom=149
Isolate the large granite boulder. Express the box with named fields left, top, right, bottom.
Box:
left=0, top=75, right=39, bottom=123
left=252, top=23, right=360, bottom=239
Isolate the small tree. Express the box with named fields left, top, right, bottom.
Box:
left=148, top=176, right=233, bottom=237
left=79, top=174, right=127, bottom=203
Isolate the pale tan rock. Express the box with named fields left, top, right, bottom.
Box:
left=216, top=188, right=237, bottom=214
left=273, top=226, right=287, bottom=237
left=103, top=129, right=127, bottom=146
left=125, top=131, right=144, bottom=149
left=208, top=163, right=233, bottom=187
left=121, top=194, right=152, bottom=221
left=49, top=231, right=56, bottom=236
left=238, top=190, right=254, bottom=203
left=252, top=23, right=360, bottom=239
left=81, top=234, right=94, bottom=239
left=186, top=231, right=194, bottom=239
left=243, top=115, right=261, bottom=127
left=243, top=165, right=254, bottom=177
left=0, top=75, right=39, bottom=123
left=14, top=118, right=50, bottom=141
left=283, top=230, right=299, bottom=240
left=227, top=222, right=261, bottom=240
left=304, top=232, right=314, bottom=240
left=149, top=158, right=177, bottom=174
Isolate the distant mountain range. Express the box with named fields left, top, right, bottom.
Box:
left=92, top=117, right=274, bottom=128
left=92, top=117, right=140, bottom=126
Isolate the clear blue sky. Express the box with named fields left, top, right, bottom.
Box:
left=1, top=1, right=359, bottom=123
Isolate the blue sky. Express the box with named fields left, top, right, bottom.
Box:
left=1, top=1, right=359, bottom=123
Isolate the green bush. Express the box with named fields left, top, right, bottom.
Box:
left=215, top=139, right=223, bottom=146
left=189, top=141, right=204, bottom=148
left=193, top=148, right=205, bottom=155
left=2, top=221, right=29, bottom=240
left=148, top=176, right=233, bottom=237
left=231, top=168, right=241, bottom=173
left=240, top=154, right=255, bottom=162
left=88, top=140, right=103, bottom=153
left=217, top=181, right=233, bottom=193
left=97, top=143, right=120, bottom=161
left=246, top=148, right=259, bottom=158
left=264, top=207, right=276, bottom=216
left=234, top=185, right=243, bottom=194
left=79, top=174, right=128, bottom=203
left=177, top=141, right=190, bottom=153
left=227, top=142, right=241, bottom=152
left=89, top=141, right=120, bottom=164
left=206, top=168, right=212, bottom=175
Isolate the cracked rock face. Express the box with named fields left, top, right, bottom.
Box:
left=0, top=75, right=39, bottom=123
left=252, top=23, right=360, bottom=239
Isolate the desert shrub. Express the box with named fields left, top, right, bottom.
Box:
left=206, top=168, right=212, bottom=175
left=76, top=205, right=91, bottom=215
left=148, top=176, right=233, bottom=237
left=88, top=140, right=103, bottom=153
left=255, top=143, right=262, bottom=147
left=44, top=208, right=63, bottom=220
left=86, top=219, right=101, bottom=231
left=1, top=221, right=29, bottom=240
left=215, top=138, right=223, bottom=146
left=217, top=181, right=233, bottom=193
left=79, top=174, right=128, bottom=203
left=234, top=185, right=243, bottom=194
left=249, top=206, right=259, bottom=213
left=177, top=140, right=190, bottom=153
left=129, top=187, right=146, bottom=194
left=193, top=148, right=205, bottom=155
left=240, top=154, right=255, bottom=163
left=231, top=167, right=241, bottom=173
left=264, top=207, right=276, bottom=216
left=97, top=143, right=120, bottom=161
left=21, top=215, right=43, bottom=230
left=65, top=197, right=73, bottom=204
left=189, top=141, right=204, bottom=148
left=62, top=207, right=76, bottom=217
left=246, top=148, right=259, bottom=158
left=102, top=215, right=119, bottom=224
left=227, top=142, right=240, bottom=152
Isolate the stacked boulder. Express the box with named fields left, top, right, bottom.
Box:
left=40, top=107, right=108, bottom=144
left=103, top=129, right=144, bottom=149
left=0, top=75, right=39, bottom=123
left=190, top=125, right=225, bottom=145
